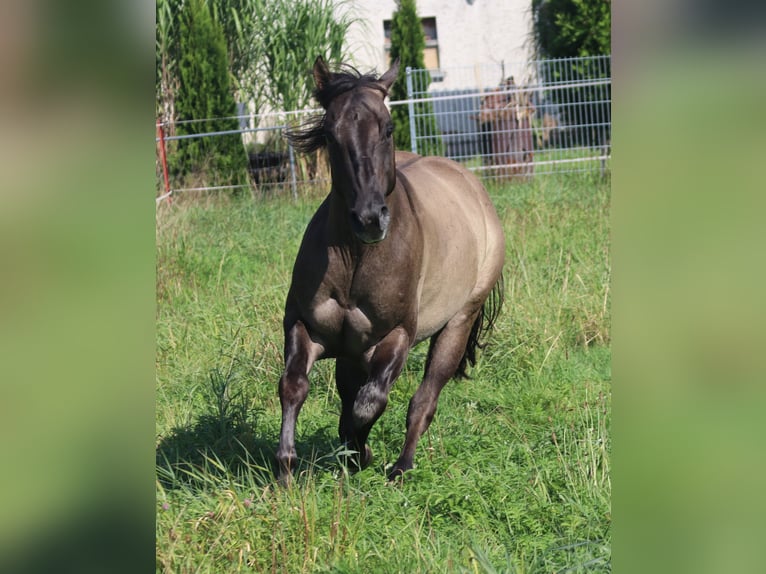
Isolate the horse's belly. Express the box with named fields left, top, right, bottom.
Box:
left=414, top=281, right=475, bottom=342
left=414, top=312, right=448, bottom=342
left=413, top=226, right=483, bottom=342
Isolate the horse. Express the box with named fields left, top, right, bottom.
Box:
left=276, top=56, right=506, bottom=483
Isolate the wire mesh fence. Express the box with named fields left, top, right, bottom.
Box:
left=156, top=56, right=610, bottom=202
left=400, top=55, right=611, bottom=180
left=155, top=109, right=325, bottom=203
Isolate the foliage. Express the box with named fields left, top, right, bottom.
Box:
left=157, top=0, right=261, bottom=117
left=388, top=0, right=443, bottom=156
left=156, top=0, right=357, bottom=190
left=155, top=174, right=611, bottom=572
left=208, top=0, right=267, bottom=111
left=157, top=0, right=357, bottom=116
left=156, top=0, right=183, bottom=120
left=171, top=0, right=250, bottom=186
left=258, top=0, right=357, bottom=112
left=531, top=0, right=611, bottom=59
left=532, top=0, right=611, bottom=147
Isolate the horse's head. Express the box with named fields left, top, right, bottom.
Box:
left=309, top=56, right=399, bottom=244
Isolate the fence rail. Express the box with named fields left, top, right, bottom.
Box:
left=156, top=55, right=610, bottom=202
left=403, top=55, right=611, bottom=180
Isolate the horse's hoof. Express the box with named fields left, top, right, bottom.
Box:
left=276, top=452, right=297, bottom=486
left=349, top=444, right=372, bottom=471
left=387, top=463, right=410, bottom=482
left=340, top=444, right=372, bottom=472
left=277, top=462, right=295, bottom=487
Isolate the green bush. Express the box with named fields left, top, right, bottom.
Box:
left=531, top=0, right=611, bottom=147
left=171, top=0, right=249, bottom=187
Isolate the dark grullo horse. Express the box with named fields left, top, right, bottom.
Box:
left=276, top=56, right=505, bottom=482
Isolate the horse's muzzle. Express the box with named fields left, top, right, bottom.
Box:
left=351, top=206, right=390, bottom=244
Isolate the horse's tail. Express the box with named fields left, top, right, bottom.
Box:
left=455, top=273, right=505, bottom=379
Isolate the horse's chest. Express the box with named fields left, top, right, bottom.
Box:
left=313, top=297, right=370, bottom=334
left=293, top=238, right=416, bottom=354
left=309, top=290, right=401, bottom=354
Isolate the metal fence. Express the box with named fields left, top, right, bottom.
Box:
left=155, top=108, right=321, bottom=202
left=156, top=56, right=611, bottom=202
left=400, top=55, right=611, bottom=180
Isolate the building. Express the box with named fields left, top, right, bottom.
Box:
left=342, top=0, right=534, bottom=92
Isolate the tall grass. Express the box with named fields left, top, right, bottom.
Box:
left=156, top=173, right=611, bottom=573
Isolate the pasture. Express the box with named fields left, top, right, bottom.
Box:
left=156, top=172, right=611, bottom=573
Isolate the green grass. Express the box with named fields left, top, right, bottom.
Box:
left=156, top=172, right=611, bottom=573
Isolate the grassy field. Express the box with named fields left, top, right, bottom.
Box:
left=156, top=172, right=611, bottom=573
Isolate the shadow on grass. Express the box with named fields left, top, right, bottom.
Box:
left=156, top=410, right=348, bottom=491
left=157, top=365, right=377, bottom=491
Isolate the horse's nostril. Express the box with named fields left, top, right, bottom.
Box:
left=380, top=206, right=389, bottom=218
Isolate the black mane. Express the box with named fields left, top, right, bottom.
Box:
left=286, top=65, right=388, bottom=154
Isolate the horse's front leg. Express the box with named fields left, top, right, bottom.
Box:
left=276, top=320, right=323, bottom=484
left=335, top=358, right=369, bottom=468
left=347, top=327, right=410, bottom=469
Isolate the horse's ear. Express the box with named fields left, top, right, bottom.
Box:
left=313, top=56, right=331, bottom=91
left=377, top=58, right=400, bottom=93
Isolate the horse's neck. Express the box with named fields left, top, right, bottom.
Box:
left=327, top=185, right=356, bottom=244
left=326, top=189, right=363, bottom=252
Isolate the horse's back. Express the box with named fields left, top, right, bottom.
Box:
left=394, top=152, right=505, bottom=341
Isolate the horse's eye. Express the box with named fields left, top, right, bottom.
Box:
left=385, top=123, right=394, bottom=139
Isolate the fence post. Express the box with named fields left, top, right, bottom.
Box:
left=405, top=67, right=418, bottom=154
left=287, top=139, right=298, bottom=200
left=156, top=121, right=172, bottom=204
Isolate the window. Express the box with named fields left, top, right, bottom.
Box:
left=383, top=17, right=442, bottom=81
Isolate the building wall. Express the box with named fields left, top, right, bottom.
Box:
left=342, top=0, right=534, bottom=91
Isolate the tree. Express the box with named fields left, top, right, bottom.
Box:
left=531, top=0, right=611, bottom=60
left=157, top=0, right=265, bottom=119
left=531, top=0, right=611, bottom=147
left=388, top=0, right=442, bottom=155
left=172, top=0, right=249, bottom=186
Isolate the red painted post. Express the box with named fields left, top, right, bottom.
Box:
left=157, top=121, right=172, bottom=204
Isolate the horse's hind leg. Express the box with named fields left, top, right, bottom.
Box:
left=276, top=320, right=323, bottom=484
left=389, top=310, right=481, bottom=480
